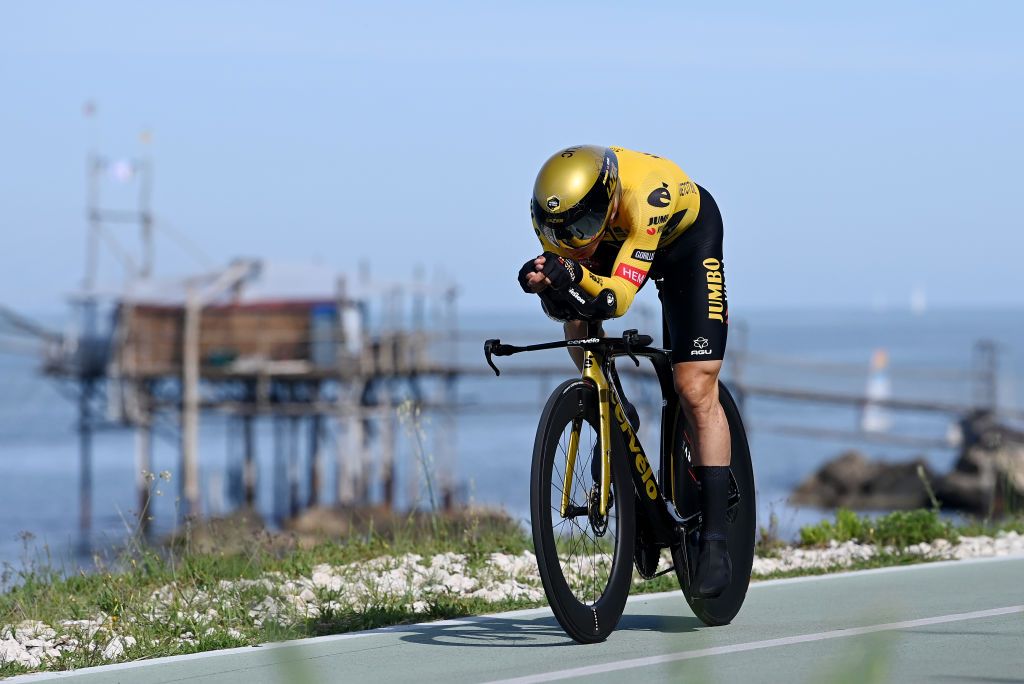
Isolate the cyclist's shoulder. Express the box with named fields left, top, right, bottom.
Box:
left=610, top=146, right=690, bottom=185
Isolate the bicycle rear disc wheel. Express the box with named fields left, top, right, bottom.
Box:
left=670, top=381, right=756, bottom=626
left=531, top=379, right=636, bottom=644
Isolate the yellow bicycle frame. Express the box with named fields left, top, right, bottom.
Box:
left=559, top=348, right=613, bottom=518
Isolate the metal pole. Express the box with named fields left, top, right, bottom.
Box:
left=78, top=379, right=94, bottom=553
left=442, top=284, right=458, bottom=510
left=84, top=154, right=101, bottom=292
left=381, top=384, right=395, bottom=509
left=272, top=415, right=284, bottom=522
left=139, top=158, right=154, bottom=279
left=181, top=288, right=201, bottom=518
left=973, top=340, right=998, bottom=412
left=288, top=412, right=300, bottom=518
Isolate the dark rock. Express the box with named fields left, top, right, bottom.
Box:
left=791, top=450, right=935, bottom=510
left=791, top=412, right=1024, bottom=514
left=935, top=411, right=1024, bottom=515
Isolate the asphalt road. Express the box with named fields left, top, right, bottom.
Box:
left=15, top=556, right=1024, bottom=684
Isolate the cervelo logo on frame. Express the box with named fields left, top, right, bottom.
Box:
left=614, top=400, right=658, bottom=500
left=614, top=263, right=648, bottom=286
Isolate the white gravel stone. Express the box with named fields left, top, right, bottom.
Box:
left=101, top=635, right=136, bottom=660
left=0, top=638, right=26, bottom=665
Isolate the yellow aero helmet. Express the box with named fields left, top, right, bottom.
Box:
left=531, top=145, right=619, bottom=250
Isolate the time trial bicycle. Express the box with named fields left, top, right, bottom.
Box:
left=484, top=327, right=755, bottom=643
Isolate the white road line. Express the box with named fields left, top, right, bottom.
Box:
left=485, top=604, right=1024, bottom=684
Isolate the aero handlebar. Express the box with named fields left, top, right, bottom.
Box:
left=483, top=329, right=654, bottom=376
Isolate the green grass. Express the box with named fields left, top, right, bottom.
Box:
left=797, top=508, right=962, bottom=548
left=954, top=515, right=1024, bottom=537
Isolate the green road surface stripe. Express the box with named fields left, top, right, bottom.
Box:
left=484, top=605, right=1024, bottom=683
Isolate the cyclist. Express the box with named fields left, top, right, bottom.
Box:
left=517, top=145, right=732, bottom=598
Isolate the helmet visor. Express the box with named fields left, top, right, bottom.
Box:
left=532, top=191, right=613, bottom=250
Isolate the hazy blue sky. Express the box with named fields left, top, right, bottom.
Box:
left=2, top=1, right=1022, bottom=315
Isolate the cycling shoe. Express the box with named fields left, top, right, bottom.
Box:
left=692, top=539, right=732, bottom=599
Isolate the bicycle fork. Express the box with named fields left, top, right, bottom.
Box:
left=560, top=349, right=613, bottom=518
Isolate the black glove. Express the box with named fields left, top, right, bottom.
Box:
left=540, top=286, right=618, bottom=323
left=538, top=289, right=576, bottom=322
left=540, top=251, right=583, bottom=291
left=518, top=258, right=540, bottom=293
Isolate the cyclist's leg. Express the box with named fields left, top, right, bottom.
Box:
left=562, top=319, right=602, bottom=372
left=656, top=184, right=733, bottom=597
left=657, top=185, right=730, bottom=465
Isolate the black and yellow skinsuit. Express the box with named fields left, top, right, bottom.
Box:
left=531, top=146, right=728, bottom=364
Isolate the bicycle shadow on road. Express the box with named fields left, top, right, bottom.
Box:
left=397, top=612, right=703, bottom=649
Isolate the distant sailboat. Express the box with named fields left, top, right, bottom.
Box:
left=910, top=285, right=927, bottom=316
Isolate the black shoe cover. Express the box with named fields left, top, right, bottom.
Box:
left=692, top=540, right=732, bottom=599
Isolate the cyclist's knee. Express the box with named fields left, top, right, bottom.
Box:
left=674, top=361, right=721, bottom=419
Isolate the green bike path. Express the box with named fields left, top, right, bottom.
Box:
left=15, top=556, right=1024, bottom=683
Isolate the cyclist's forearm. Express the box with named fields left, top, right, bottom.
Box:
left=564, top=320, right=603, bottom=371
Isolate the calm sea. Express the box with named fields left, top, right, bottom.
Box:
left=1, top=307, right=1021, bottom=569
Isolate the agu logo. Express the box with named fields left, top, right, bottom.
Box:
left=690, top=337, right=712, bottom=357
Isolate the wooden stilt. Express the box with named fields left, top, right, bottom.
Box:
left=135, top=410, right=153, bottom=536
left=243, top=413, right=256, bottom=507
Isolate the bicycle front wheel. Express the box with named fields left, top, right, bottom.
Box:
left=530, top=379, right=636, bottom=644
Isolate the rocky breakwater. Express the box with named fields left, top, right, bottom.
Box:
left=790, top=451, right=936, bottom=509
left=792, top=411, right=1024, bottom=514
left=937, top=411, right=1024, bottom=515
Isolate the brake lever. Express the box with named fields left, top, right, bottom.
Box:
left=483, top=339, right=502, bottom=376
left=623, top=329, right=640, bottom=367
